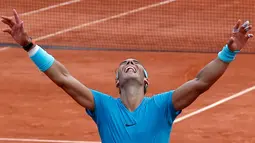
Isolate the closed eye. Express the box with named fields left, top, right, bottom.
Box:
left=119, top=60, right=141, bottom=66
left=133, top=60, right=140, bottom=64
left=119, top=61, right=127, bottom=66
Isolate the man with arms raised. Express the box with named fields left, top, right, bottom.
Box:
left=1, top=9, right=253, bottom=143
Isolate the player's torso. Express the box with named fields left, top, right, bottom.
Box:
left=97, top=97, right=171, bottom=143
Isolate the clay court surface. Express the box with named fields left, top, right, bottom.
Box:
left=0, top=0, right=255, bottom=143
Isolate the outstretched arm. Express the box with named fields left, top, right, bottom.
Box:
left=172, top=20, right=253, bottom=111
left=44, top=60, right=94, bottom=110
left=1, top=9, right=95, bottom=110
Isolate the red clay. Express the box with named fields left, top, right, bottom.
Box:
left=36, top=0, right=255, bottom=52
left=1, top=0, right=255, bottom=143
left=1, top=48, right=255, bottom=142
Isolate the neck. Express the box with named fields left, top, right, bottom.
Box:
left=120, top=83, right=144, bottom=112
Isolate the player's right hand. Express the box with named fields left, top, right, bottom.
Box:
left=1, top=9, right=31, bottom=47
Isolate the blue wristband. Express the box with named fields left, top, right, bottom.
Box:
left=30, top=46, right=55, bottom=72
left=218, top=45, right=240, bottom=63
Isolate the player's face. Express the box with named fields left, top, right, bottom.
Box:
left=116, top=58, right=146, bottom=87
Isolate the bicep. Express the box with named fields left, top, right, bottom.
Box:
left=44, top=61, right=94, bottom=110
left=172, top=78, right=209, bottom=111
left=61, top=75, right=94, bottom=110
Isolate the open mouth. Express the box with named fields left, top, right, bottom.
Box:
left=124, top=66, right=137, bottom=73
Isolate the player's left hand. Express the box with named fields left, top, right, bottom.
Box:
left=227, top=20, right=253, bottom=52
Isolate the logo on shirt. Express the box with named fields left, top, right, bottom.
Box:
left=125, top=123, right=136, bottom=127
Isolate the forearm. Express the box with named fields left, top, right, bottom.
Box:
left=44, top=60, right=70, bottom=87
left=27, top=44, right=94, bottom=109
left=171, top=19, right=252, bottom=111
left=172, top=54, right=231, bottom=111
left=28, top=44, right=69, bottom=86
left=196, top=57, right=229, bottom=87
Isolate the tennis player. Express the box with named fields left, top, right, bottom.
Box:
left=1, top=9, right=253, bottom=143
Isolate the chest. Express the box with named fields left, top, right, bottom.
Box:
left=98, top=100, right=169, bottom=140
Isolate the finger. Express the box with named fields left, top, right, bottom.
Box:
left=239, top=21, right=250, bottom=34
left=242, top=20, right=250, bottom=27
left=1, top=19, right=14, bottom=28
left=13, top=9, right=21, bottom=24
left=2, top=28, right=12, bottom=35
left=20, top=21, right=25, bottom=33
left=1, top=19, right=10, bottom=25
left=244, top=25, right=252, bottom=32
left=1, top=16, right=12, bottom=22
left=248, top=34, right=254, bottom=38
left=1, top=16, right=15, bottom=26
left=247, top=34, right=254, bottom=39
left=233, top=19, right=241, bottom=32
left=244, top=34, right=253, bottom=42
left=227, top=37, right=234, bottom=46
